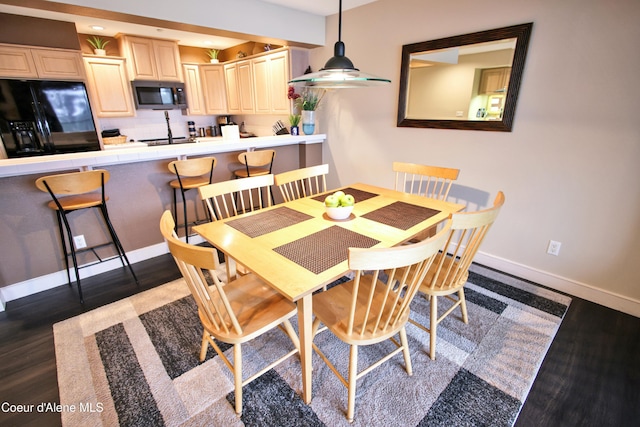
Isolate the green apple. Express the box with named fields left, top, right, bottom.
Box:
left=341, top=194, right=355, bottom=206
left=333, top=190, right=345, bottom=200
left=324, top=194, right=339, bottom=207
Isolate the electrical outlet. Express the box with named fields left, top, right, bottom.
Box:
left=73, top=235, right=87, bottom=249
left=547, top=240, right=561, bottom=256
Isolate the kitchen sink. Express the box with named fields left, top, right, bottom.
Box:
left=140, top=137, right=193, bottom=146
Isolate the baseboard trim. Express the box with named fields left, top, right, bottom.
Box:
left=2, top=241, right=638, bottom=318
left=0, top=236, right=205, bottom=312
left=473, top=252, right=640, bottom=318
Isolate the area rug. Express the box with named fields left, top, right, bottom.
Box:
left=54, top=263, right=571, bottom=427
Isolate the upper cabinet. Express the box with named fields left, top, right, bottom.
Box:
left=200, top=64, right=227, bottom=115
left=83, top=56, right=135, bottom=117
left=224, top=59, right=255, bottom=114
left=252, top=50, right=289, bottom=114
left=117, top=35, right=183, bottom=82
left=0, top=44, right=85, bottom=80
left=479, top=67, right=511, bottom=94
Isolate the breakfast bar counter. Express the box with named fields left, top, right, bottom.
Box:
left=0, top=134, right=326, bottom=178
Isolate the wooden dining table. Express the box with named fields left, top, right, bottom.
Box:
left=193, top=182, right=465, bottom=404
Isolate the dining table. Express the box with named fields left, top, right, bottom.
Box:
left=193, top=182, right=465, bottom=404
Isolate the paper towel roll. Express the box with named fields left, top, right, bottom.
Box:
left=222, top=125, right=239, bottom=139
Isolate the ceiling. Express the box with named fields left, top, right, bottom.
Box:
left=0, top=1, right=380, bottom=50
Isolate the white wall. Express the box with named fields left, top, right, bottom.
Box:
left=312, top=0, right=640, bottom=313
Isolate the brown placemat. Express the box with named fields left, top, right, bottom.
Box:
left=312, top=187, right=379, bottom=203
left=226, top=206, right=313, bottom=238
left=362, top=201, right=440, bottom=230
left=273, top=225, right=380, bottom=274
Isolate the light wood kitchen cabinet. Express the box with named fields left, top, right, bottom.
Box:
left=200, top=64, right=227, bottom=115
left=224, top=60, right=254, bottom=114
left=252, top=50, right=289, bottom=114
left=0, top=44, right=84, bottom=80
left=117, top=35, right=183, bottom=82
left=479, top=67, right=511, bottom=94
left=182, top=63, right=205, bottom=115
left=83, top=56, right=135, bottom=117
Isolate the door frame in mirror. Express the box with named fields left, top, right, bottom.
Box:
left=397, top=23, right=533, bottom=132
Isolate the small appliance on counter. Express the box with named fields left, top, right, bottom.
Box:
left=217, top=115, right=233, bottom=136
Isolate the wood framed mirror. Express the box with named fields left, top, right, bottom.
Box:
left=397, top=23, right=533, bottom=132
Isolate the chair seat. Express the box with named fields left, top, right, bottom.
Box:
left=313, top=276, right=409, bottom=346
left=233, top=168, right=270, bottom=178
left=46, top=194, right=107, bottom=211
left=169, top=176, right=212, bottom=190
left=417, top=254, right=468, bottom=296
left=199, top=273, right=297, bottom=344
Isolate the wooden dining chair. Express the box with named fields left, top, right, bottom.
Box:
left=274, top=163, right=329, bottom=202
left=311, top=219, right=452, bottom=422
left=159, top=210, right=300, bottom=415
left=393, top=161, right=460, bottom=201
left=168, top=156, right=217, bottom=243
left=408, top=191, right=505, bottom=360
left=198, top=174, right=274, bottom=279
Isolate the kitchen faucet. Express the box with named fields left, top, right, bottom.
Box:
left=164, top=111, right=173, bottom=144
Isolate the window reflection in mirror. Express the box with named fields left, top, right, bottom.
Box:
left=397, top=23, right=533, bottom=132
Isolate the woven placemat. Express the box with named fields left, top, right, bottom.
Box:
left=273, top=225, right=380, bottom=274
left=312, top=187, right=379, bottom=203
left=362, top=201, right=440, bottom=230
left=226, top=206, right=313, bottom=238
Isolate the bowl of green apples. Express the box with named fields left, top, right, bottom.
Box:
left=324, top=190, right=355, bottom=220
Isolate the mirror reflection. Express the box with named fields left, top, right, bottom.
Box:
left=397, top=23, right=533, bottom=132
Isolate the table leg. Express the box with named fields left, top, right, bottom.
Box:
left=297, top=294, right=313, bottom=404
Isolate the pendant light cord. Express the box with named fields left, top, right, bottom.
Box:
left=338, top=0, right=343, bottom=42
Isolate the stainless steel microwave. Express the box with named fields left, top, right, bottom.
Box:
left=131, top=80, right=187, bottom=110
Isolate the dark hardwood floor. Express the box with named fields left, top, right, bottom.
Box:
left=0, top=256, right=638, bottom=426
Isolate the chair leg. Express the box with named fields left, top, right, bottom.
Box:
left=54, top=211, right=72, bottom=287
left=429, top=295, right=438, bottom=360
left=347, top=344, right=358, bottom=423
left=59, top=210, right=83, bottom=303
left=234, top=343, right=243, bottom=414
left=459, top=289, right=469, bottom=324
left=99, top=204, right=139, bottom=286
left=399, top=326, right=413, bottom=376
left=180, top=187, right=189, bottom=243
left=200, top=332, right=209, bottom=361
left=172, top=188, right=179, bottom=234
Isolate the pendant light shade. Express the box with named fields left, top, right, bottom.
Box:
left=288, top=0, right=391, bottom=88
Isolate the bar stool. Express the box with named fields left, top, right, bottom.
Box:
left=168, top=156, right=217, bottom=242
left=35, top=169, right=138, bottom=303
left=233, top=150, right=275, bottom=206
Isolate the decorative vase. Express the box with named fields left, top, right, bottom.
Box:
left=290, top=126, right=299, bottom=136
left=209, top=58, right=219, bottom=64
left=301, top=110, right=315, bottom=135
left=94, top=49, right=106, bottom=56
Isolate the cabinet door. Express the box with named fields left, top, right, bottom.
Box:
left=268, top=51, right=290, bottom=114
left=479, top=67, right=511, bottom=94
left=0, top=45, right=37, bottom=78
left=153, top=40, right=183, bottom=81
left=121, top=36, right=158, bottom=80
left=224, top=63, right=241, bottom=114
left=237, top=60, right=255, bottom=114
left=182, top=64, right=205, bottom=115
left=201, top=64, right=227, bottom=115
left=31, top=49, right=85, bottom=80
left=252, top=56, right=271, bottom=114
left=83, top=57, right=135, bottom=117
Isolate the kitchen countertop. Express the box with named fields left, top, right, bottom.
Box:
left=0, top=134, right=326, bottom=178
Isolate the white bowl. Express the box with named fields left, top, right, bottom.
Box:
left=325, top=205, right=354, bottom=220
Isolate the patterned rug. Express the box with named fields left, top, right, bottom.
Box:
left=54, top=264, right=571, bottom=426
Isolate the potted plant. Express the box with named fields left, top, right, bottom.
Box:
left=289, top=87, right=325, bottom=135
left=206, top=49, right=220, bottom=63
left=87, top=36, right=109, bottom=56
left=289, top=114, right=301, bottom=135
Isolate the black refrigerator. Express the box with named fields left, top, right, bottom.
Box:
left=0, top=79, right=101, bottom=158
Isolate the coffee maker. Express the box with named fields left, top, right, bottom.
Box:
left=217, top=115, right=233, bottom=136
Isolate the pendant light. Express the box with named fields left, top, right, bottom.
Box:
left=288, top=0, right=391, bottom=88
